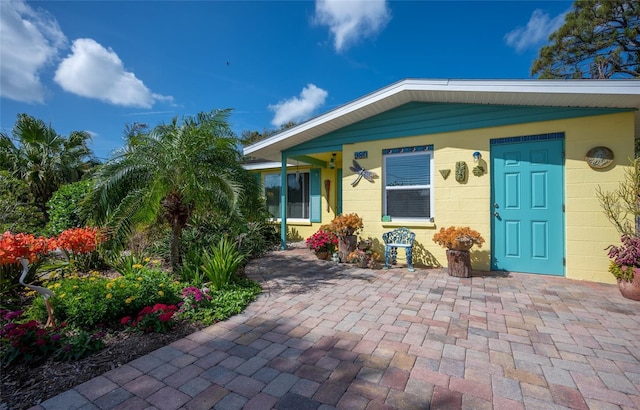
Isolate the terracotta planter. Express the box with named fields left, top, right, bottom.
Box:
left=617, top=276, right=640, bottom=301
left=315, top=251, right=329, bottom=260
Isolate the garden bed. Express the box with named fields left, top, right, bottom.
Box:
left=1, top=320, right=203, bottom=410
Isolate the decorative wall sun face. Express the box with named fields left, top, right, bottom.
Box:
left=349, top=160, right=377, bottom=186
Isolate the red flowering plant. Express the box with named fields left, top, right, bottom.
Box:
left=305, top=229, right=338, bottom=254
left=0, top=309, right=105, bottom=365
left=121, top=303, right=178, bottom=333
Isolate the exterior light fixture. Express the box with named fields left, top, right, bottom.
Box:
left=473, top=151, right=481, bottom=162
left=328, top=153, right=336, bottom=169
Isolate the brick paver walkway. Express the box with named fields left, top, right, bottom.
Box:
left=33, top=244, right=640, bottom=409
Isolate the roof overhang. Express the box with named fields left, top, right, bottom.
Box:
left=244, top=78, right=640, bottom=162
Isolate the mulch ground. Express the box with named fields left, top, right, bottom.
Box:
left=1, top=321, right=203, bottom=410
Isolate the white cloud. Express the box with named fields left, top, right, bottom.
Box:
left=505, top=9, right=567, bottom=53
left=314, top=0, right=391, bottom=53
left=54, top=38, right=173, bottom=108
left=269, top=84, right=328, bottom=127
left=0, top=0, right=66, bottom=103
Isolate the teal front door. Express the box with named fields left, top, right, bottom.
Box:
left=491, top=135, right=565, bottom=275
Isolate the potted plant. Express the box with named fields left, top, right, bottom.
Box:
left=432, top=226, right=484, bottom=277
left=347, top=238, right=378, bottom=268
left=606, top=234, right=640, bottom=300
left=305, top=229, right=338, bottom=260
left=597, top=158, right=640, bottom=299
left=324, top=213, right=363, bottom=262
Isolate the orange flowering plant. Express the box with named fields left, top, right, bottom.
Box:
left=432, top=226, right=485, bottom=250
left=56, top=227, right=101, bottom=256
left=323, top=213, right=364, bottom=237
left=0, top=232, right=56, bottom=265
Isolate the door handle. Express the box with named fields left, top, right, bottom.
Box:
left=494, top=212, right=500, bottom=217
left=494, top=203, right=499, bottom=208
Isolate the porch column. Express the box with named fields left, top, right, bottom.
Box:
left=280, top=153, right=287, bottom=250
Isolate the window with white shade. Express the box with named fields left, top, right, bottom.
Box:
left=383, top=147, right=433, bottom=220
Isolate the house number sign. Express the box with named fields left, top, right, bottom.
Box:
left=354, top=151, right=368, bottom=159
left=585, top=146, right=614, bottom=169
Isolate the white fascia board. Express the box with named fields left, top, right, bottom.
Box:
left=243, top=162, right=293, bottom=171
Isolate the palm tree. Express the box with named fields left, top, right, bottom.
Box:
left=87, top=109, right=248, bottom=272
left=0, top=114, right=95, bottom=221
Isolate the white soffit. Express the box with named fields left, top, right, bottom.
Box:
left=244, top=79, right=640, bottom=162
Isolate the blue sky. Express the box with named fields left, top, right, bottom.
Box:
left=1, top=0, right=571, bottom=160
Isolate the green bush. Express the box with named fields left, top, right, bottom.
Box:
left=28, top=269, right=181, bottom=328
left=45, top=180, right=91, bottom=236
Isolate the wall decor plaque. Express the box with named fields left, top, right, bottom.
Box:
left=585, top=146, right=614, bottom=169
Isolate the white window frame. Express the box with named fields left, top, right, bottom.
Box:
left=264, top=171, right=310, bottom=222
left=383, top=150, right=434, bottom=221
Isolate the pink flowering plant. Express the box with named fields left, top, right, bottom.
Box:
left=176, top=286, right=217, bottom=324
left=305, top=230, right=338, bottom=254
left=121, top=303, right=178, bottom=333
left=606, top=234, right=640, bottom=281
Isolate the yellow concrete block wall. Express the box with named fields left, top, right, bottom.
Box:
left=339, top=112, right=634, bottom=283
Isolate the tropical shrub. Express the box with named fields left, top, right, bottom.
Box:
left=200, top=237, right=246, bottom=290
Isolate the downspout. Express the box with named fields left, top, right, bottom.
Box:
left=280, top=152, right=288, bottom=250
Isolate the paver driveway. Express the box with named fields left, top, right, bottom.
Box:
left=36, top=244, right=640, bottom=409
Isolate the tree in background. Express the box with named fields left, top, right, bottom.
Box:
left=240, top=121, right=297, bottom=147
left=86, top=109, right=250, bottom=272
left=0, top=114, right=96, bottom=222
left=531, top=0, right=639, bottom=79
